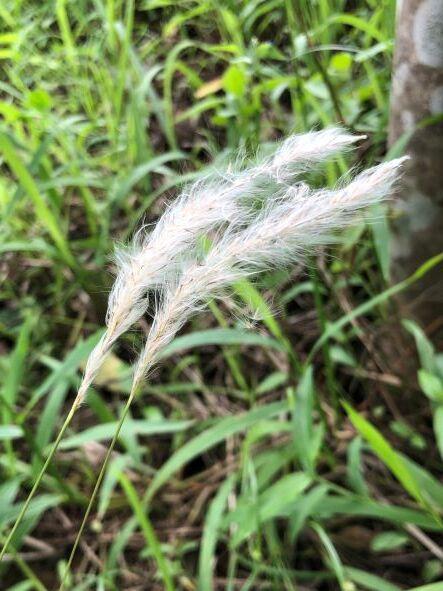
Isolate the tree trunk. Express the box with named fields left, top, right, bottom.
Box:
left=389, top=0, right=443, bottom=344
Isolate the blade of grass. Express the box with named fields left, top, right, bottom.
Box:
left=1, top=314, right=33, bottom=472
left=0, top=132, right=77, bottom=270
left=118, top=473, right=175, bottom=591
left=146, top=400, right=288, bottom=502
left=199, top=474, right=236, bottom=591
left=312, top=522, right=347, bottom=591
left=308, top=253, right=443, bottom=362
left=343, top=402, right=428, bottom=510
left=345, top=566, right=401, bottom=591
left=55, top=0, right=77, bottom=72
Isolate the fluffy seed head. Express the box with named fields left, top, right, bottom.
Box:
left=78, top=128, right=363, bottom=401
left=133, top=156, right=406, bottom=386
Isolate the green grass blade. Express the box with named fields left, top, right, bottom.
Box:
left=309, top=253, right=443, bottom=361
left=199, top=474, right=236, bottom=591
left=55, top=0, right=77, bottom=70
left=59, top=418, right=193, bottom=449
left=160, top=327, right=285, bottom=358
left=0, top=132, right=77, bottom=269
left=343, top=402, right=426, bottom=509
left=405, top=584, right=443, bottom=591
left=119, top=473, right=175, bottom=591
left=312, top=523, right=347, bottom=591
left=345, top=566, right=401, bottom=591
left=146, top=401, right=288, bottom=502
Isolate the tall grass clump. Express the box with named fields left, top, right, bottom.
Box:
left=0, top=129, right=406, bottom=573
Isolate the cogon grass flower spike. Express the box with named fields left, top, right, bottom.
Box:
left=133, top=157, right=407, bottom=386
left=0, top=128, right=363, bottom=564
left=60, top=154, right=407, bottom=588
left=78, top=127, right=361, bottom=404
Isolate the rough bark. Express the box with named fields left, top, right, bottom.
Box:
left=389, top=0, right=443, bottom=344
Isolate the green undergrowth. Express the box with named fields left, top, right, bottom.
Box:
left=1, top=1, right=443, bottom=590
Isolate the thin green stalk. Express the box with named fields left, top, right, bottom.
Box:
left=59, top=382, right=140, bottom=591
left=0, top=395, right=84, bottom=505
left=56, top=0, right=77, bottom=73
left=0, top=536, right=48, bottom=591
left=0, top=402, right=79, bottom=562
left=307, top=252, right=443, bottom=364
left=113, top=0, right=134, bottom=127
left=208, top=300, right=250, bottom=394
left=119, top=473, right=175, bottom=591
left=308, top=262, right=339, bottom=413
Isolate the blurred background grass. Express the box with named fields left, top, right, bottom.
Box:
left=1, top=1, right=443, bottom=590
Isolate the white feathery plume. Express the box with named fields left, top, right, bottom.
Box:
left=59, top=156, right=406, bottom=580
left=132, top=157, right=407, bottom=387
left=269, top=127, right=365, bottom=180
left=0, top=133, right=406, bottom=572
left=77, top=127, right=361, bottom=402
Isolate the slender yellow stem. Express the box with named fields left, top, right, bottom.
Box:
left=59, top=382, right=140, bottom=590
left=0, top=400, right=80, bottom=562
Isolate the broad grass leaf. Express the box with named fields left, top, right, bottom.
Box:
left=227, top=472, right=312, bottom=546
left=59, top=419, right=193, bottom=449
left=119, top=473, right=174, bottom=591
left=291, top=366, right=323, bottom=475
left=346, top=436, right=369, bottom=496
left=403, top=319, right=437, bottom=375
left=146, top=401, right=287, bottom=501
left=222, top=65, right=247, bottom=97
left=401, top=455, right=443, bottom=510
left=312, top=523, right=347, bottom=590
left=371, top=531, right=408, bottom=552
left=160, top=327, right=285, bottom=358
left=253, top=445, right=296, bottom=491
left=345, top=567, right=401, bottom=591
left=0, top=425, right=23, bottom=440
left=255, top=371, right=288, bottom=395
left=199, top=474, right=236, bottom=591
left=0, top=494, right=61, bottom=527
left=433, top=407, right=443, bottom=462
left=370, top=202, right=391, bottom=281
left=289, top=483, right=329, bottom=542
left=343, top=402, right=425, bottom=507
left=313, top=494, right=440, bottom=530
left=405, top=584, right=443, bottom=591
left=418, top=370, right=443, bottom=403
left=328, top=14, right=385, bottom=42
left=2, top=313, right=33, bottom=414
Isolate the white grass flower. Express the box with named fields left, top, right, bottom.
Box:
left=0, top=130, right=406, bottom=570
left=57, top=155, right=406, bottom=580
left=132, top=157, right=407, bottom=387
left=78, top=128, right=360, bottom=402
